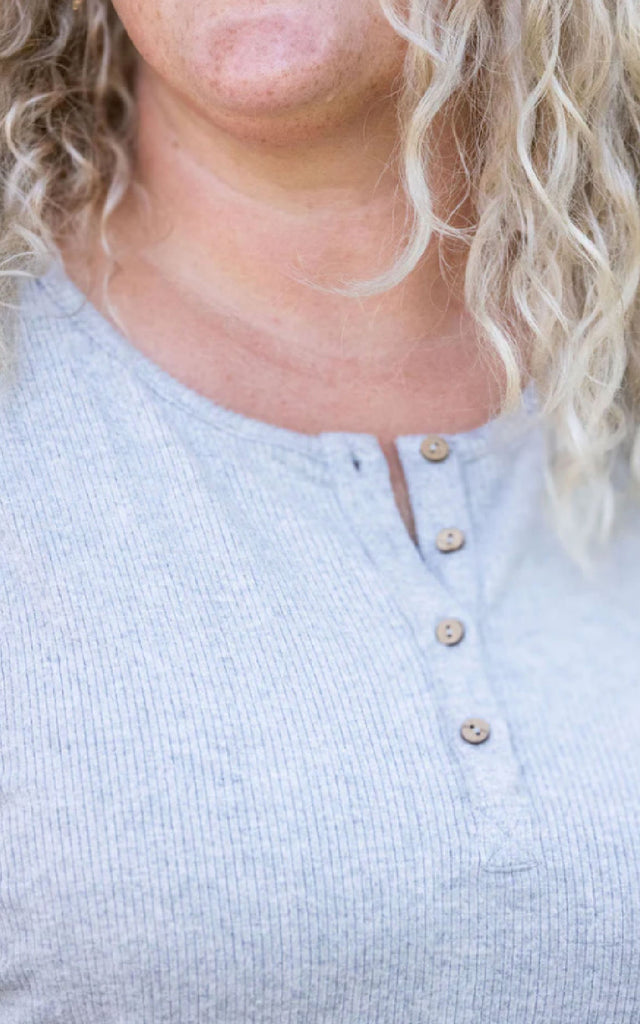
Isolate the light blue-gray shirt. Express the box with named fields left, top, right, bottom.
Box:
left=1, top=260, right=639, bottom=1023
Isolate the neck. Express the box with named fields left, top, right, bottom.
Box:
left=60, top=60, right=505, bottom=439
left=118, top=61, right=472, bottom=340
left=130, top=60, right=411, bottom=277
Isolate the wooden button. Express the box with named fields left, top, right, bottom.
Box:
left=436, top=527, right=465, bottom=553
left=435, top=618, right=465, bottom=646
left=420, top=435, right=450, bottom=462
left=460, top=717, right=491, bottom=744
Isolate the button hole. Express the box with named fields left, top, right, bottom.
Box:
left=351, top=455, right=361, bottom=471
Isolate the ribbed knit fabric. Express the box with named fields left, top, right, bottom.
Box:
left=1, top=260, right=639, bottom=1023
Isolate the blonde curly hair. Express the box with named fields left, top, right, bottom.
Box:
left=2, top=0, right=640, bottom=574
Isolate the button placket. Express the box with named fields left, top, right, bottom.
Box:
left=396, top=434, right=540, bottom=870
left=321, top=429, right=540, bottom=870
left=425, top=610, right=540, bottom=870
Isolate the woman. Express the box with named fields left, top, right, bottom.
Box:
left=0, top=0, right=639, bottom=1020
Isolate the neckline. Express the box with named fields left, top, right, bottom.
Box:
left=31, top=257, right=540, bottom=462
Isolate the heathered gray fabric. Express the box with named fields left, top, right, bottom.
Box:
left=0, top=259, right=639, bottom=1023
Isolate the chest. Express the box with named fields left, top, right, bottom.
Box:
left=1, top=466, right=638, bottom=1024
left=1, top=411, right=640, bottom=1022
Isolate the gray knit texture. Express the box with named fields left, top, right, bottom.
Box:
left=1, top=262, right=639, bottom=1022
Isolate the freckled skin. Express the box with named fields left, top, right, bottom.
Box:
left=111, top=0, right=407, bottom=142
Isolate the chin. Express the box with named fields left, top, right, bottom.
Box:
left=191, top=7, right=355, bottom=117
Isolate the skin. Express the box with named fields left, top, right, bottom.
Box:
left=61, top=0, right=508, bottom=543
